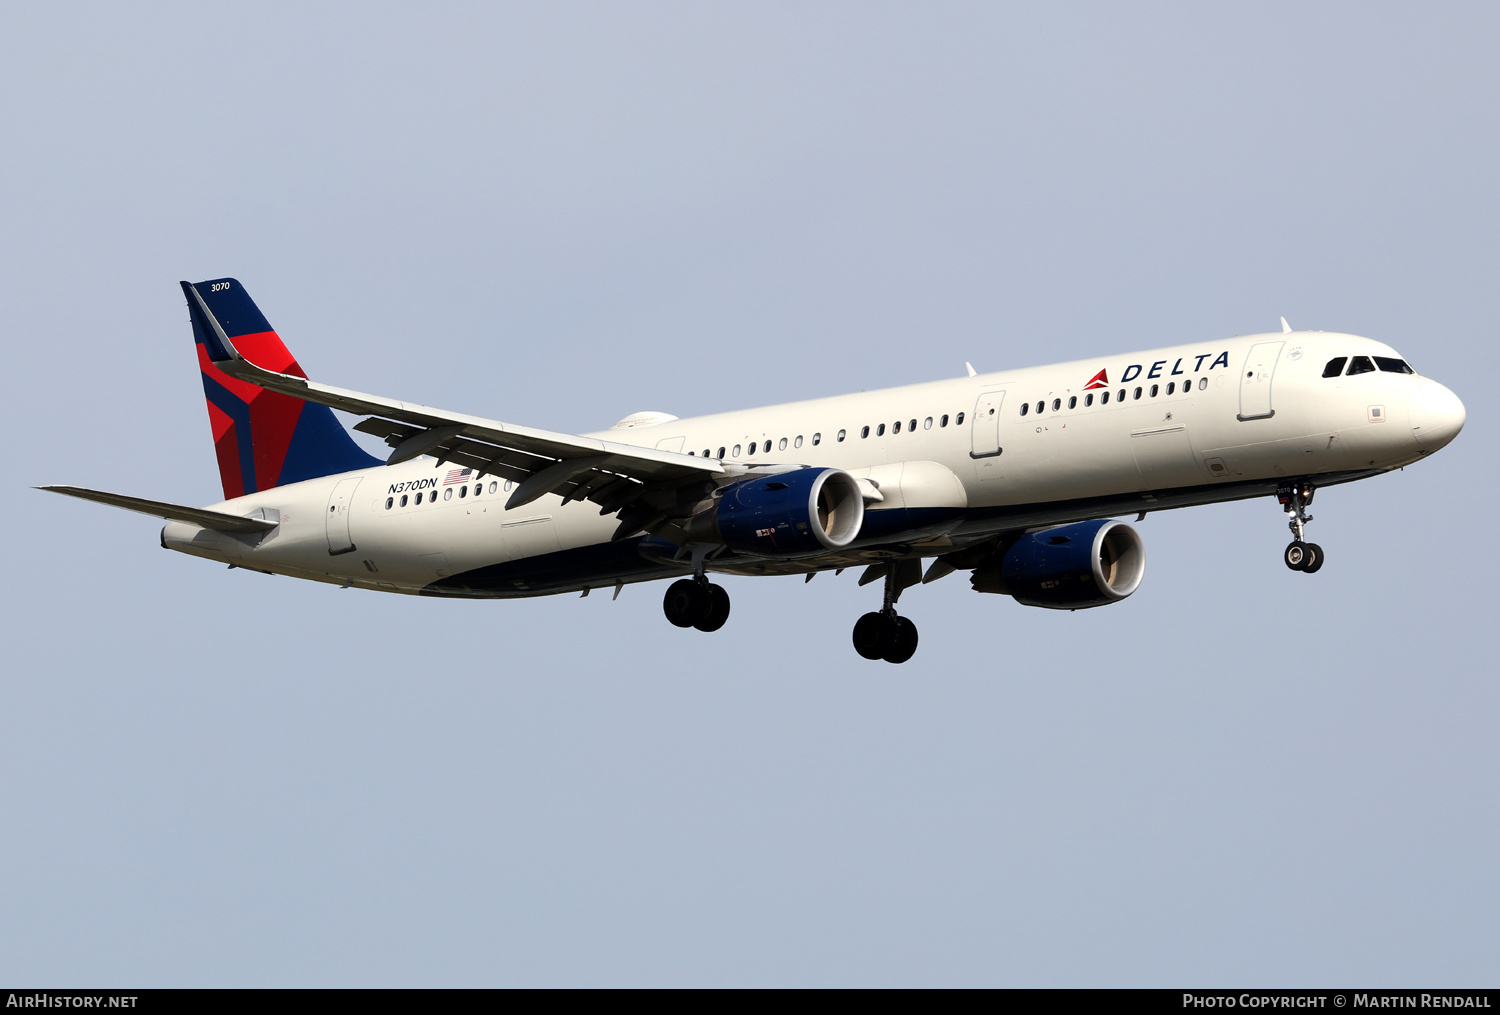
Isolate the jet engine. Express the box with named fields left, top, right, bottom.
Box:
left=686, top=468, right=865, bottom=556
left=971, top=519, right=1145, bottom=609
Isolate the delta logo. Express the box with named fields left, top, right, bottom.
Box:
left=1083, top=369, right=1109, bottom=390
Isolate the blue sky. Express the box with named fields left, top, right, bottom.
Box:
left=1, top=2, right=1494, bottom=985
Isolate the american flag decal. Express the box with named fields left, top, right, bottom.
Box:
left=443, top=468, right=473, bottom=485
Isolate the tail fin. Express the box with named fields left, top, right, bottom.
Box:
left=183, top=277, right=381, bottom=499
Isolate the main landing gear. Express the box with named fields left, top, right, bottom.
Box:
left=663, top=577, right=731, bottom=632
left=852, top=559, right=921, bottom=664
left=1279, top=482, right=1325, bottom=574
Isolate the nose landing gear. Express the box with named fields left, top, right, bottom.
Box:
left=1278, top=482, right=1325, bottom=573
left=852, top=558, right=921, bottom=663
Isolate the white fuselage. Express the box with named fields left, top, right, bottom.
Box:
left=162, top=331, right=1464, bottom=596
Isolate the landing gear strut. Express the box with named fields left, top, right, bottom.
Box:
left=852, top=559, right=920, bottom=664
left=663, top=577, right=731, bottom=632
left=1278, top=482, right=1324, bottom=573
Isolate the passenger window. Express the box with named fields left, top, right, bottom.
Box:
left=701, top=449, right=710, bottom=458
left=1166, top=382, right=1175, bottom=395
left=794, top=435, right=803, bottom=448
left=1020, top=402, right=1029, bottom=416
left=1323, top=357, right=1347, bottom=378
left=764, top=440, right=771, bottom=453
left=1133, top=387, right=1142, bottom=399
left=475, top=483, right=482, bottom=495
left=1051, top=398, right=1061, bottom=411
left=1101, top=390, right=1110, bottom=404
left=430, top=490, right=438, bottom=503
left=1034, top=401, right=1043, bottom=414
left=940, top=415, right=949, bottom=427
left=733, top=444, right=742, bottom=457
left=892, top=420, right=901, bottom=434
left=1149, top=384, right=1158, bottom=397
left=909, top=418, right=917, bottom=432
left=1085, top=393, right=1093, bottom=406
left=877, top=423, right=886, bottom=436
left=1067, top=396, right=1077, bottom=409
left=1375, top=356, right=1415, bottom=374
left=385, top=497, right=393, bottom=509
left=956, top=412, right=964, bottom=425
left=1198, top=377, right=1207, bottom=390
left=924, top=417, right=933, bottom=429
left=489, top=482, right=497, bottom=494
left=458, top=486, right=466, bottom=498
left=860, top=426, right=869, bottom=439
left=746, top=442, right=756, bottom=455
left=400, top=494, right=408, bottom=507
left=718, top=447, right=726, bottom=458
left=444, top=488, right=453, bottom=501
left=779, top=437, right=788, bottom=450
left=504, top=481, right=513, bottom=492
left=1347, top=356, right=1375, bottom=375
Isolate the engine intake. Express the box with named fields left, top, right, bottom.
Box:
left=972, top=519, right=1145, bottom=609
left=694, top=468, right=865, bottom=556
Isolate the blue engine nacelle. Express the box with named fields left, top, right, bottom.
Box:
left=695, top=467, right=865, bottom=556
left=972, top=519, right=1146, bottom=609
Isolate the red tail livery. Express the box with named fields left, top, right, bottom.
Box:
left=183, top=278, right=380, bottom=499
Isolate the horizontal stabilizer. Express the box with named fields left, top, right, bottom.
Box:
left=37, top=486, right=278, bottom=534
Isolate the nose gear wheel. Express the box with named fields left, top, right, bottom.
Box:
left=1277, top=482, right=1326, bottom=573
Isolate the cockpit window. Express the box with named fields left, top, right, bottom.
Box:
left=1374, top=356, right=1415, bottom=374
left=1346, top=356, right=1375, bottom=375
left=1322, top=357, right=1347, bottom=378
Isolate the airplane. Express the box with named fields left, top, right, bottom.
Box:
left=42, top=279, right=1466, bottom=663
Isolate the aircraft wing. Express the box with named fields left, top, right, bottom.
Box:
left=184, top=281, right=725, bottom=537
left=38, top=485, right=279, bottom=533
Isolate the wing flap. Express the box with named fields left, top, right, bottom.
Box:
left=184, top=281, right=719, bottom=484
left=182, top=280, right=729, bottom=534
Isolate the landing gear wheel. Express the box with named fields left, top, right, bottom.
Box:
left=1284, top=541, right=1312, bottom=572
left=853, top=612, right=891, bottom=660
left=693, top=583, right=731, bottom=632
left=1302, top=543, right=1324, bottom=574
left=882, top=615, right=919, bottom=664
left=663, top=579, right=711, bottom=628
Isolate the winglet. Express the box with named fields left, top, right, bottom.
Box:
left=965, top=362, right=977, bottom=377
left=1281, top=316, right=1292, bottom=334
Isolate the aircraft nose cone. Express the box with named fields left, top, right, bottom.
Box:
left=1408, top=380, right=1466, bottom=451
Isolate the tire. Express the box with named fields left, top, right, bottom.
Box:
left=1284, top=541, right=1310, bottom=571
left=693, top=583, right=732, bottom=632
left=852, top=612, right=890, bottom=660
left=663, top=579, right=710, bottom=628
left=882, top=615, right=919, bottom=664
left=1302, top=543, right=1324, bottom=574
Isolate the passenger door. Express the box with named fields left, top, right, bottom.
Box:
left=1238, top=341, right=1283, bottom=421
left=970, top=389, right=1006, bottom=458
left=324, top=477, right=363, bottom=555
